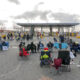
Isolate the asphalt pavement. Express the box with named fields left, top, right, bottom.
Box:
left=0, top=37, right=80, bottom=80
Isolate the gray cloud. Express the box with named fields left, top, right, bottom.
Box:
left=0, top=20, right=7, bottom=24
left=39, top=11, right=51, bottom=21
left=50, top=12, right=80, bottom=23
left=14, top=2, right=80, bottom=23
left=38, top=2, right=44, bottom=5
left=8, top=0, right=20, bottom=4
left=15, top=10, right=80, bottom=23
left=15, top=2, right=51, bottom=21
left=15, top=10, right=51, bottom=21
left=34, top=2, right=44, bottom=10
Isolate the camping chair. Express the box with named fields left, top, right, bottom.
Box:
left=50, top=58, right=62, bottom=74
left=58, top=50, right=71, bottom=72
left=19, top=48, right=30, bottom=57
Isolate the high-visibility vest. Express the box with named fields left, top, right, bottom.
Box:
left=40, top=35, right=43, bottom=39
left=41, top=54, right=49, bottom=59
left=21, top=34, right=23, bottom=38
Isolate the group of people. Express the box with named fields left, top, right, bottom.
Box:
left=19, top=41, right=37, bottom=53
left=0, top=32, right=14, bottom=40
left=0, top=32, right=34, bottom=41
left=19, top=41, right=53, bottom=54
left=70, top=41, right=80, bottom=57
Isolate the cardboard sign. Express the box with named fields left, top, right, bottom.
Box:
left=2, top=46, right=8, bottom=51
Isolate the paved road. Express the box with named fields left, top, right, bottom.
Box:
left=0, top=37, right=80, bottom=80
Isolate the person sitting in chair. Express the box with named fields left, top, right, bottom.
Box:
left=30, top=42, right=36, bottom=53
left=40, top=48, right=52, bottom=62
left=47, top=41, right=53, bottom=49
left=37, top=41, right=44, bottom=51
left=26, top=44, right=31, bottom=51
left=19, top=42, right=25, bottom=50
left=40, top=48, right=52, bottom=67
left=53, top=37, right=57, bottom=42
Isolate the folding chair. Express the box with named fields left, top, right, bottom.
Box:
left=58, top=50, right=71, bottom=72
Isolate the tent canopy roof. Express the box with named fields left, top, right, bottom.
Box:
left=17, top=23, right=79, bottom=27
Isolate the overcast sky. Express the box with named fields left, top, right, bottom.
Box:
left=0, top=0, right=80, bottom=23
